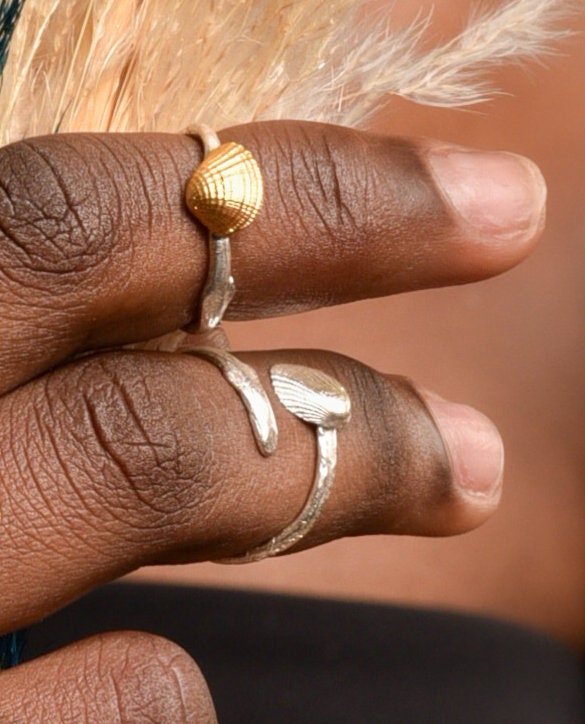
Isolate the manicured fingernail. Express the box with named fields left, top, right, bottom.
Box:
left=428, top=148, right=546, bottom=243
left=421, top=390, right=504, bottom=499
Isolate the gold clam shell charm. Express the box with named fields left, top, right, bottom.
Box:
left=184, top=125, right=264, bottom=331
left=185, top=142, right=263, bottom=237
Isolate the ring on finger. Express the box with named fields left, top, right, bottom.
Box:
left=231, top=363, right=351, bottom=562
left=185, top=124, right=263, bottom=331
left=186, top=347, right=351, bottom=563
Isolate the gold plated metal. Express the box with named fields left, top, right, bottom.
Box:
left=186, top=142, right=263, bottom=237
left=185, top=124, right=263, bottom=331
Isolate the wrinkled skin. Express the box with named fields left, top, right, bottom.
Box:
left=0, top=1, right=582, bottom=718
left=0, top=117, right=544, bottom=718
left=151, top=3, right=585, bottom=655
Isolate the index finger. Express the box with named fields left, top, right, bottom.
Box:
left=0, top=121, right=545, bottom=392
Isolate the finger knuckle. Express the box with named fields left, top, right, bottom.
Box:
left=0, top=137, right=118, bottom=286
left=313, top=352, right=452, bottom=529
left=77, top=355, right=214, bottom=523
left=271, top=124, right=365, bottom=246
left=89, top=632, right=214, bottom=723
left=365, top=372, right=454, bottom=530
left=251, top=123, right=379, bottom=313
left=25, top=354, right=215, bottom=538
left=325, top=353, right=408, bottom=492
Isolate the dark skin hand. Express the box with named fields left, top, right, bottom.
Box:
left=0, top=122, right=544, bottom=720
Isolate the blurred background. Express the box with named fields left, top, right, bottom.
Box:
left=132, top=1, right=585, bottom=651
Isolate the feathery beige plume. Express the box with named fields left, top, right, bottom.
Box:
left=0, top=0, right=579, bottom=144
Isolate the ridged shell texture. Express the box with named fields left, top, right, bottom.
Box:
left=270, top=364, right=351, bottom=429
left=185, top=142, right=263, bottom=237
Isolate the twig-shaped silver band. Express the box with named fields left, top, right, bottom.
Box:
left=191, top=124, right=221, bottom=156
left=184, top=347, right=278, bottom=456
left=223, top=363, right=351, bottom=564
left=226, top=425, right=340, bottom=563
left=200, top=236, right=235, bottom=330
left=184, top=351, right=350, bottom=562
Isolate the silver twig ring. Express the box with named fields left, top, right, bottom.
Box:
left=185, top=124, right=263, bottom=331
left=224, top=363, right=351, bottom=563
left=184, top=347, right=278, bottom=457
left=183, top=347, right=350, bottom=563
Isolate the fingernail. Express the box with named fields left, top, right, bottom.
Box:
left=428, top=148, right=547, bottom=243
left=421, top=390, right=504, bottom=499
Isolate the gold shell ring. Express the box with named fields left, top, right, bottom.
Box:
left=185, top=124, right=264, bottom=331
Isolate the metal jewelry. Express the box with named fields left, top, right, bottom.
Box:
left=222, top=363, right=351, bottom=564
left=185, top=124, right=263, bottom=331
left=184, top=347, right=278, bottom=457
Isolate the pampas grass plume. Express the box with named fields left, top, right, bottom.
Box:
left=0, top=0, right=580, bottom=144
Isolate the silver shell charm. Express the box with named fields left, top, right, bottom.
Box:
left=185, top=141, right=264, bottom=238
left=269, top=364, right=351, bottom=429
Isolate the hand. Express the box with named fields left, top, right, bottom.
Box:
left=0, top=122, right=545, bottom=720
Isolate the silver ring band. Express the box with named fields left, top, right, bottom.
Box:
left=184, top=347, right=278, bottom=457
left=225, top=363, right=350, bottom=562
left=183, top=353, right=351, bottom=563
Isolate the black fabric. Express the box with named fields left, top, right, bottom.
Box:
left=23, top=583, right=585, bottom=723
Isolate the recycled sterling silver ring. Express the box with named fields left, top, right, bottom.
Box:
left=183, top=349, right=351, bottom=562
left=184, top=346, right=278, bottom=457
left=185, top=124, right=263, bottom=331
left=224, top=363, right=351, bottom=563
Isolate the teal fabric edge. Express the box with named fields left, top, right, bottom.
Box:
left=0, top=0, right=26, bottom=77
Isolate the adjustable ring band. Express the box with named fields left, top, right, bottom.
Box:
left=184, top=347, right=278, bottom=457
left=185, top=347, right=352, bottom=563
left=185, top=125, right=263, bottom=331
left=228, top=363, right=351, bottom=562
